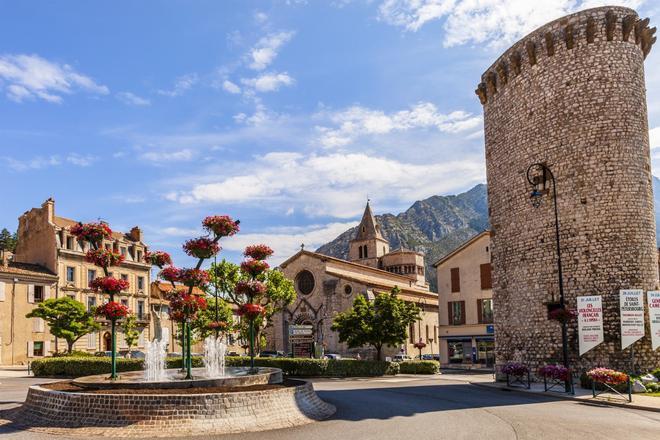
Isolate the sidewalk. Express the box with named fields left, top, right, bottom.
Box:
left=0, top=366, right=32, bottom=379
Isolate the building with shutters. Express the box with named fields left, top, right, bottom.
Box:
left=0, top=249, right=58, bottom=365
left=433, top=231, right=494, bottom=366
left=12, top=198, right=152, bottom=356
left=266, top=202, right=439, bottom=359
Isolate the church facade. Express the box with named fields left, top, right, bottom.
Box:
left=267, top=202, right=439, bottom=359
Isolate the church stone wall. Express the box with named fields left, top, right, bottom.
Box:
left=479, top=6, right=659, bottom=372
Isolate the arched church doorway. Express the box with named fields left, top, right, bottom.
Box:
left=103, top=332, right=112, bottom=351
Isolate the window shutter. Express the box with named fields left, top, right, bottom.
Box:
left=43, top=285, right=50, bottom=300
left=27, top=341, right=34, bottom=358
left=450, top=268, right=460, bottom=292
left=480, top=263, right=492, bottom=289
left=0, top=281, right=5, bottom=301
left=28, top=285, right=35, bottom=303
left=44, top=340, right=51, bottom=355
left=477, top=299, right=483, bottom=324
left=448, top=301, right=453, bottom=325
left=33, top=318, right=44, bottom=332
left=460, top=301, right=466, bottom=325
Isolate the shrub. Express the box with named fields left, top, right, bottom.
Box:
left=31, top=356, right=143, bottom=377
left=164, top=356, right=205, bottom=369
left=646, top=382, right=660, bottom=393
left=399, top=361, right=439, bottom=374
left=225, top=356, right=398, bottom=377
left=52, top=350, right=95, bottom=358
left=651, top=368, right=660, bottom=380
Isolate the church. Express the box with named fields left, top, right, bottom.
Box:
left=267, top=202, right=439, bottom=359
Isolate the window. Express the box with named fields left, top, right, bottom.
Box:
left=450, top=268, right=460, bottom=292
left=448, top=301, right=465, bottom=325
left=480, top=263, right=492, bottom=290
left=66, top=236, right=74, bottom=250
left=295, top=270, right=315, bottom=295
left=409, top=323, right=415, bottom=343
left=121, top=298, right=129, bottom=307
left=33, top=341, right=44, bottom=357
left=137, top=250, right=143, bottom=261
left=33, top=285, right=44, bottom=303
left=66, top=267, right=75, bottom=283
left=120, top=247, right=127, bottom=257
left=137, top=300, right=145, bottom=319
left=478, top=299, right=494, bottom=324
left=358, top=246, right=363, bottom=259
left=363, top=245, right=368, bottom=258
left=137, top=276, right=144, bottom=290
left=121, top=274, right=128, bottom=282
left=87, top=296, right=97, bottom=312
left=425, top=324, right=429, bottom=342
left=88, top=269, right=96, bottom=286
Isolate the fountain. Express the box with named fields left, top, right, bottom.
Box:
left=203, top=335, right=227, bottom=378
left=144, top=338, right=168, bottom=382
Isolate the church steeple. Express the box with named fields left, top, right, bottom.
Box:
left=349, top=200, right=389, bottom=268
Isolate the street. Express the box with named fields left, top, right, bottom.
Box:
left=1, top=373, right=659, bottom=439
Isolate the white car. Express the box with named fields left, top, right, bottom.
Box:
left=392, top=354, right=413, bottom=362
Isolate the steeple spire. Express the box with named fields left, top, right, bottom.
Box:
left=356, top=200, right=384, bottom=240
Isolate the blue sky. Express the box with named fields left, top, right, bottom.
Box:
left=1, top=0, right=659, bottom=267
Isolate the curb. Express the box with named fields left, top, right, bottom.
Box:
left=470, top=381, right=660, bottom=413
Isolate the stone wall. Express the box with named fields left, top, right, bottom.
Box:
left=479, top=6, right=659, bottom=372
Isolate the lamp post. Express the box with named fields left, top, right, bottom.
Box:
left=526, top=163, right=571, bottom=393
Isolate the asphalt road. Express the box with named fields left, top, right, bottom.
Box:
left=1, top=374, right=659, bottom=440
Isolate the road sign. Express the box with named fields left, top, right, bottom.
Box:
left=289, top=325, right=313, bottom=337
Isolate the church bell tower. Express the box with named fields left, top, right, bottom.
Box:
left=348, top=201, right=390, bottom=268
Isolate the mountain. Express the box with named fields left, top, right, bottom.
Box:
left=316, top=184, right=490, bottom=292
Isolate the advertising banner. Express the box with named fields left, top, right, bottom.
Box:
left=577, top=295, right=604, bottom=356
left=620, top=289, right=645, bottom=350
left=648, top=291, right=660, bottom=350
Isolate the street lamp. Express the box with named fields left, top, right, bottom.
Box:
left=526, top=163, right=571, bottom=393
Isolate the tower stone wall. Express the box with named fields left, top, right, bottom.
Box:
left=478, top=6, right=659, bottom=372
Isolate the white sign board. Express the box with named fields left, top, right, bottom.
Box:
left=648, top=291, right=660, bottom=350
left=288, top=325, right=313, bottom=337
left=620, top=289, right=645, bottom=350
left=577, top=295, right=604, bottom=356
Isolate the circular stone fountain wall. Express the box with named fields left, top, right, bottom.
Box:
left=15, top=370, right=335, bottom=437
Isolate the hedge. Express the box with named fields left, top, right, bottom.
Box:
left=398, top=360, right=440, bottom=374
left=31, top=356, right=400, bottom=378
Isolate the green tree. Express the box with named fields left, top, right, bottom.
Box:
left=26, top=297, right=100, bottom=354
left=190, top=297, right=235, bottom=341
left=331, top=287, right=420, bottom=360
left=0, top=228, right=17, bottom=252
left=121, top=314, right=140, bottom=355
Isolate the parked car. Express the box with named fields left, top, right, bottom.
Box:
left=119, top=350, right=145, bottom=359
left=94, top=351, right=112, bottom=357
left=227, top=351, right=242, bottom=357
left=323, top=353, right=342, bottom=360
left=419, top=354, right=440, bottom=361
left=258, top=350, right=285, bottom=358
left=392, top=354, right=413, bottom=362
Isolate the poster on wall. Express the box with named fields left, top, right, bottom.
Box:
left=648, top=291, right=660, bottom=350
left=577, top=295, right=604, bottom=356
left=620, top=289, right=645, bottom=350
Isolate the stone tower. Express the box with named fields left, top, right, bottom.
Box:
left=349, top=202, right=390, bottom=268
left=477, top=7, right=659, bottom=371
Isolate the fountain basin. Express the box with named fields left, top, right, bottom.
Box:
left=72, top=367, right=282, bottom=389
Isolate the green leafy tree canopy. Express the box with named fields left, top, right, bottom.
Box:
left=121, top=314, right=140, bottom=355
left=26, top=297, right=100, bottom=353
left=331, top=287, right=420, bottom=360
left=0, top=228, right=18, bottom=252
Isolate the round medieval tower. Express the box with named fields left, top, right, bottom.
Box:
left=478, top=6, right=659, bottom=372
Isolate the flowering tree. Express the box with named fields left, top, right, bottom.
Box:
left=69, top=222, right=127, bottom=379
left=149, top=215, right=239, bottom=379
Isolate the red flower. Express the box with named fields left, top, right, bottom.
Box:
left=170, top=294, right=207, bottom=320
left=587, top=368, right=629, bottom=385
left=183, top=237, right=220, bottom=259
left=179, top=268, right=209, bottom=288
left=238, top=303, right=265, bottom=319
left=502, top=362, right=529, bottom=377
left=234, top=280, right=266, bottom=298
left=163, top=287, right=186, bottom=301
left=207, top=320, right=229, bottom=330
left=413, top=341, right=427, bottom=349
left=538, top=365, right=571, bottom=382
left=240, top=259, right=270, bottom=278
left=70, top=222, right=112, bottom=244
left=244, top=244, right=273, bottom=261
left=144, top=250, right=172, bottom=268
left=90, top=276, right=129, bottom=295
left=548, top=307, right=576, bottom=322
left=95, top=301, right=129, bottom=320
left=202, top=215, right=240, bottom=238
left=86, top=248, right=124, bottom=268
left=159, top=266, right=181, bottom=283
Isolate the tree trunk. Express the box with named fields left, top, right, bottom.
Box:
left=375, top=345, right=382, bottom=361
left=67, top=340, right=74, bottom=353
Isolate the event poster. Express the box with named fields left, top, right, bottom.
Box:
left=577, top=295, right=604, bottom=356
left=620, top=289, right=645, bottom=350
left=648, top=291, right=660, bottom=350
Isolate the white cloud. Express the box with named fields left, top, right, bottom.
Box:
left=116, top=91, right=151, bottom=106
left=3, top=153, right=98, bottom=171
left=377, top=0, right=647, bottom=47
left=140, top=149, right=195, bottom=163
left=240, top=72, right=294, bottom=92
left=248, top=31, right=295, bottom=70
left=254, top=11, right=269, bottom=25
left=650, top=126, right=660, bottom=149
left=158, top=73, right=198, bottom=97
left=165, top=151, right=485, bottom=218
left=65, top=153, right=97, bottom=166
left=222, top=222, right=359, bottom=265
left=0, top=54, right=109, bottom=103
left=316, top=102, right=482, bottom=147
left=222, top=79, right=241, bottom=94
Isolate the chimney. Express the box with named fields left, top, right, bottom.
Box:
left=41, top=197, right=55, bottom=222
left=0, top=250, right=12, bottom=268
left=129, top=226, right=143, bottom=242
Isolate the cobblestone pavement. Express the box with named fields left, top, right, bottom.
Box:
left=1, top=374, right=659, bottom=440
